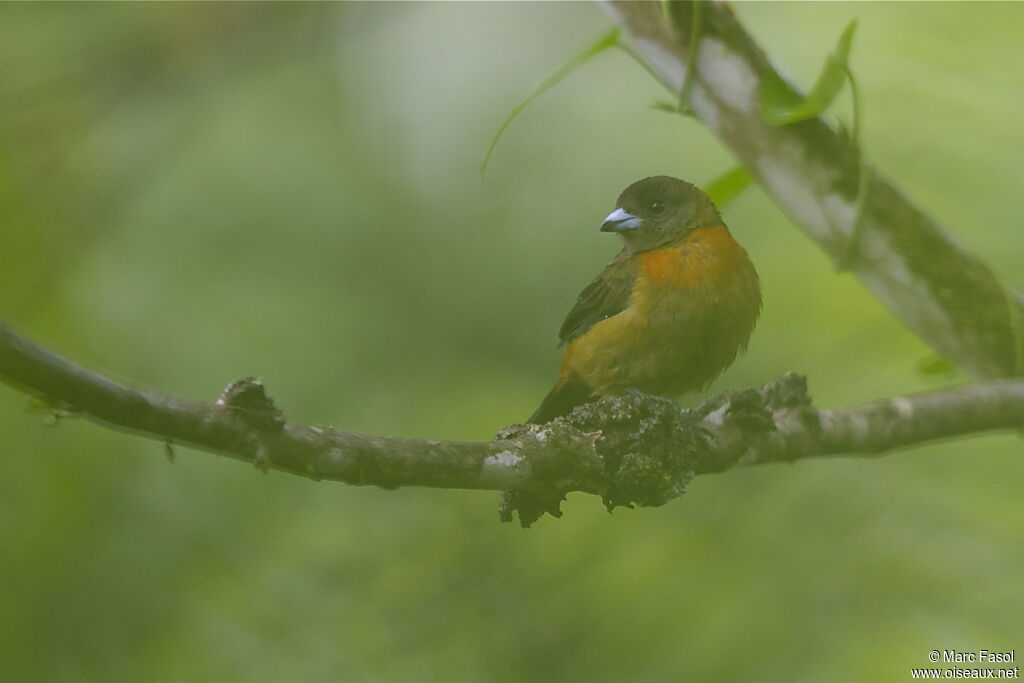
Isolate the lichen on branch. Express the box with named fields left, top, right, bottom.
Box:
left=3, top=323, right=1022, bottom=527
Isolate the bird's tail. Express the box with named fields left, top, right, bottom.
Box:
left=527, top=375, right=593, bottom=424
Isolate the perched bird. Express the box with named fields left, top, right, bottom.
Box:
left=528, top=176, right=761, bottom=424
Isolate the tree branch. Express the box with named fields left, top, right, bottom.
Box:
left=3, top=323, right=1022, bottom=526
left=600, top=0, right=1024, bottom=380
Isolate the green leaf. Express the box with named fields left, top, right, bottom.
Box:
left=917, top=354, right=956, bottom=376
left=480, top=28, right=620, bottom=176
left=660, top=0, right=673, bottom=21
left=651, top=99, right=684, bottom=113
left=661, top=0, right=703, bottom=116
left=761, top=20, right=857, bottom=126
left=1002, top=282, right=1024, bottom=375
left=703, top=166, right=752, bottom=209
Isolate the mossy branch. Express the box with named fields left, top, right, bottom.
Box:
left=3, top=324, right=1021, bottom=526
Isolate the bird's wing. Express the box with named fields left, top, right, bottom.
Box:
left=557, top=248, right=638, bottom=346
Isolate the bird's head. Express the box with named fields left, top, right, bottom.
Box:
left=599, top=176, right=722, bottom=253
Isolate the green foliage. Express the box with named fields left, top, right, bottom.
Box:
left=916, top=354, right=957, bottom=378
left=665, top=0, right=703, bottom=116
left=1003, top=281, right=1024, bottom=375
left=756, top=19, right=869, bottom=270
left=703, top=165, right=752, bottom=210
left=480, top=27, right=620, bottom=176
left=760, top=20, right=857, bottom=125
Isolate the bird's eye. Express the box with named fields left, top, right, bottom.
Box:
left=650, top=200, right=665, bottom=214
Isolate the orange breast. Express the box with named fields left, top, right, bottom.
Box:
left=561, top=223, right=760, bottom=396
left=635, top=225, right=745, bottom=289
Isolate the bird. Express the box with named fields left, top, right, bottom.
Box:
left=528, top=175, right=761, bottom=424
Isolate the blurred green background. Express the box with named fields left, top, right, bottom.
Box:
left=1, top=3, right=1021, bottom=681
